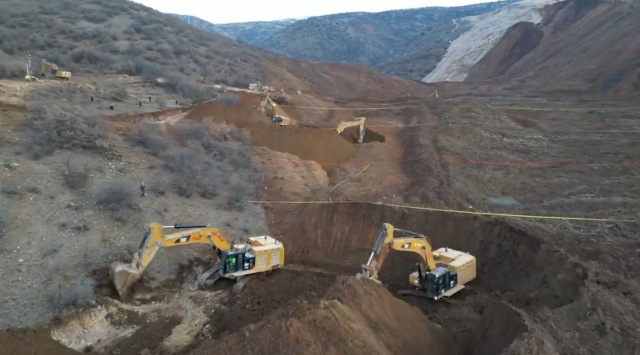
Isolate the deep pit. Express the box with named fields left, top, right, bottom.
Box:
left=271, top=202, right=587, bottom=354
left=339, top=126, right=387, bottom=144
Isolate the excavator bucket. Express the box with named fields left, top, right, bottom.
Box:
left=110, top=261, right=143, bottom=300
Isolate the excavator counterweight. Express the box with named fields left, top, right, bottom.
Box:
left=357, top=223, right=476, bottom=300
left=110, top=223, right=284, bottom=299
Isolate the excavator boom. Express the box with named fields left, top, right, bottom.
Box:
left=360, top=223, right=436, bottom=280
left=111, top=223, right=235, bottom=299
left=358, top=223, right=476, bottom=300
left=111, top=223, right=284, bottom=300
left=336, top=117, right=366, bottom=143
left=40, top=58, right=71, bottom=80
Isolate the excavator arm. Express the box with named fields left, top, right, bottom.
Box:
left=336, top=117, right=366, bottom=143
left=41, top=58, right=58, bottom=74
left=40, top=58, right=71, bottom=80
left=259, top=95, right=293, bottom=125
left=359, top=223, right=436, bottom=281
left=110, top=223, right=234, bottom=299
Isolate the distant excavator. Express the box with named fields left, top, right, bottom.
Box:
left=40, top=58, right=71, bottom=80
left=258, top=95, right=296, bottom=126
left=357, top=223, right=476, bottom=300
left=24, top=55, right=38, bottom=82
left=110, top=223, right=285, bottom=299
left=336, top=117, right=366, bottom=143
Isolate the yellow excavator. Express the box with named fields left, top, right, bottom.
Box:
left=24, top=55, right=38, bottom=82
left=357, top=223, right=476, bottom=300
left=110, top=223, right=285, bottom=299
left=336, top=117, right=366, bottom=143
left=41, top=58, right=71, bottom=80
left=259, top=95, right=296, bottom=126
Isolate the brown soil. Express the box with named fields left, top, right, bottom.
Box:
left=472, top=0, right=640, bottom=97
left=466, top=22, right=544, bottom=82
left=189, top=276, right=449, bottom=355
left=0, top=329, right=80, bottom=355
left=186, top=96, right=357, bottom=168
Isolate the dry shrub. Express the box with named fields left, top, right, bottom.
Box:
left=0, top=50, right=23, bottom=78
left=126, top=121, right=261, bottom=209
left=63, top=159, right=90, bottom=189
left=127, top=123, right=168, bottom=156
left=47, top=277, right=96, bottom=314
left=96, top=180, right=138, bottom=222
left=26, top=104, right=112, bottom=159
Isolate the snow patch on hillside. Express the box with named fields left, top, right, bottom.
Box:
left=423, top=0, right=560, bottom=83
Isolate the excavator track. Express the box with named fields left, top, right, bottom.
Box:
left=396, top=289, right=456, bottom=304
left=196, top=265, right=221, bottom=289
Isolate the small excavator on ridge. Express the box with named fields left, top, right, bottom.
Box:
left=110, top=223, right=285, bottom=299
left=357, top=223, right=476, bottom=300
left=258, top=95, right=295, bottom=126
left=40, top=58, right=71, bottom=80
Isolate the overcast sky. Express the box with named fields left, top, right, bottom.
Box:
left=134, top=0, right=487, bottom=24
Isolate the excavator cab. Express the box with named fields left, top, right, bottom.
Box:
left=425, top=268, right=458, bottom=299
left=220, top=250, right=256, bottom=274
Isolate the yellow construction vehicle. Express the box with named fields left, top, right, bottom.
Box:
left=24, top=55, right=38, bottom=82
left=110, top=223, right=285, bottom=299
left=336, top=117, right=366, bottom=143
left=40, top=58, right=71, bottom=80
left=259, top=95, right=296, bottom=126
left=357, top=223, right=476, bottom=300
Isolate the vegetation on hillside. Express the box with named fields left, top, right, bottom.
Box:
left=177, top=1, right=520, bottom=80
left=0, top=0, right=263, bottom=98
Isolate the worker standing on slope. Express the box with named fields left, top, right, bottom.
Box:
left=140, top=181, right=146, bottom=197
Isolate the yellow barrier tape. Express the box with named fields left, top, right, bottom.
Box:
left=247, top=200, right=636, bottom=223
left=278, top=103, right=639, bottom=112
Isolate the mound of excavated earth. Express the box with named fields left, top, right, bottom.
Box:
left=192, top=276, right=449, bottom=355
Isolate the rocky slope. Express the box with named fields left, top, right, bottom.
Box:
left=175, top=1, right=520, bottom=80
left=465, top=0, right=640, bottom=97
left=424, top=0, right=559, bottom=82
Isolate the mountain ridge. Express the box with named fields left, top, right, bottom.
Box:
left=173, top=1, right=522, bottom=80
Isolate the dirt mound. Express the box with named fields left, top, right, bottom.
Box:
left=466, top=22, right=544, bottom=82
left=0, top=329, right=80, bottom=355
left=192, top=276, right=449, bottom=355
left=474, top=0, right=640, bottom=97
left=187, top=98, right=356, bottom=168
left=205, top=268, right=338, bottom=339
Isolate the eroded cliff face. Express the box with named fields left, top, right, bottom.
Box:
left=423, top=0, right=559, bottom=83
left=470, top=0, right=640, bottom=97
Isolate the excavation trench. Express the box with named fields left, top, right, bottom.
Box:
left=271, top=202, right=587, bottom=354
